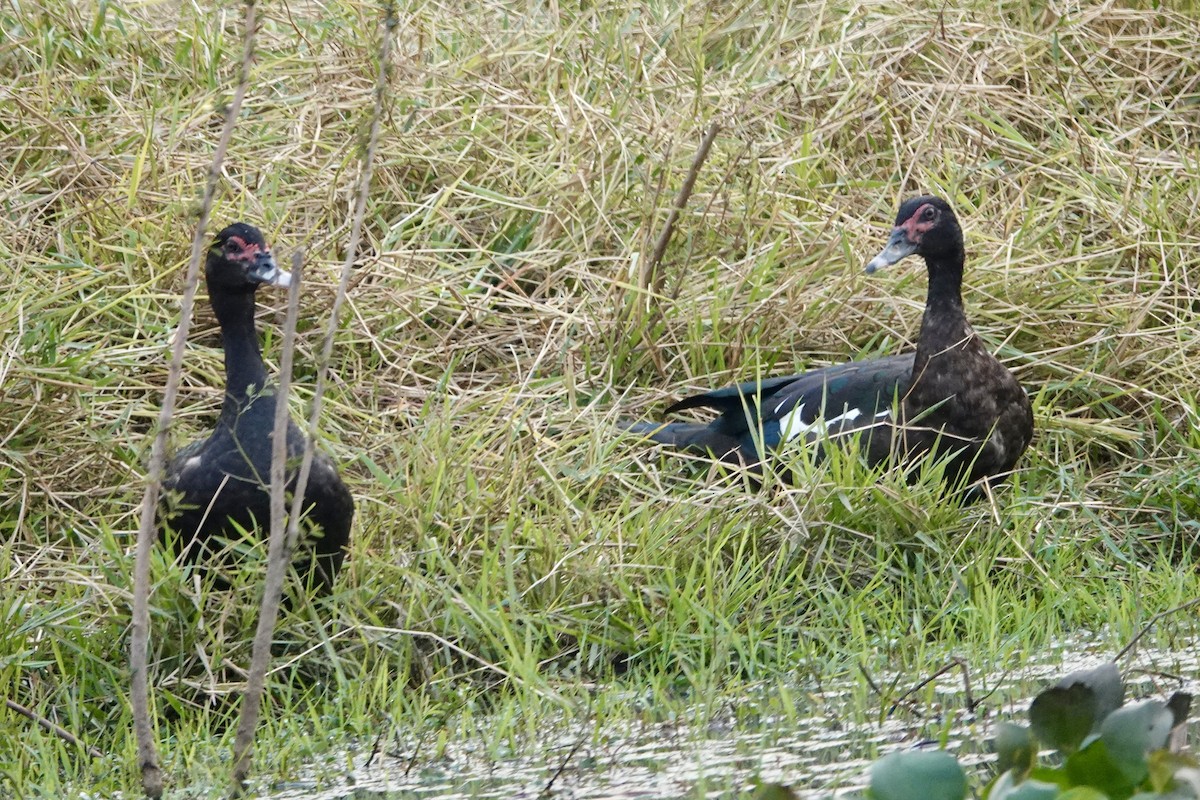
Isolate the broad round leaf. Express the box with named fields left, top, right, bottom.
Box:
left=1055, top=663, right=1125, bottom=726
left=1166, top=692, right=1193, bottom=730
left=1148, top=751, right=1200, bottom=796
left=1055, top=788, right=1110, bottom=800
left=987, top=770, right=1059, bottom=800
left=1065, top=738, right=1133, bottom=794
left=996, top=722, right=1038, bottom=777
left=869, top=751, right=967, bottom=800
left=1030, top=682, right=1097, bottom=754
left=1100, top=700, right=1175, bottom=784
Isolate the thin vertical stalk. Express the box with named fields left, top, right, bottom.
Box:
left=129, top=2, right=258, bottom=797
left=228, top=255, right=304, bottom=797
left=287, top=4, right=397, bottom=578
left=226, top=4, right=397, bottom=794
left=640, top=121, right=722, bottom=304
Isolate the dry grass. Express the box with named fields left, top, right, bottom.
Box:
left=3, top=0, right=1200, bottom=793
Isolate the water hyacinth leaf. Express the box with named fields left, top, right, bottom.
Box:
left=1027, top=765, right=1069, bottom=786
left=995, top=722, right=1038, bottom=777
left=1030, top=682, right=1098, bottom=754
left=868, top=751, right=967, bottom=800
left=1059, top=663, right=1125, bottom=726
left=1171, top=766, right=1200, bottom=798
left=1065, top=738, right=1134, bottom=795
left=1166, top=692, right=1193, bottom=730
left=987, top=770, right=1060, bottom=800
left=1100, top=700, right=1175, bottom=785
left=1055, top=788, right=1111, bottom=800
left=1147, top=751, right=1200, bottom=796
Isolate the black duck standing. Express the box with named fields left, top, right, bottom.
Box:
left=624, top=196, right=1034, bottom=491
left=161, top=223, right=354, bottom=595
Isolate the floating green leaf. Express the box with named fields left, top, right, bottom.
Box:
left=1100, top=700, right=1174, bottom=785
left=1055, top=788, right=1111, bottom=800
left=1065, top=738, right=1133, bottom=796
left=996, top=722, right=1038, bottom=778
left=1166, top=693, right=1193, bottom=731
left=1029, top=663, right=1124, bottom=754
left=987, top=770, right=1060, bottom=800
left=869, top=751, right=967, bottom=800
left=1146, top=750, right=1200, bottom=796
left=1031, top=682, right=1098, bottom=754
left=1062, top=663, right=1125, bottom=726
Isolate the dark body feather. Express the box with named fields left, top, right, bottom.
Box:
left=625, top=196, right=1034, bottom=491
left=160, top=223, right=353, bottom=595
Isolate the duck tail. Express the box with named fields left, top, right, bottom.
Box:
left=620, top=419, right=740, bottom=458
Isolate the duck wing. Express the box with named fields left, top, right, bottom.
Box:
left=626, top=353, right=915, bottom=466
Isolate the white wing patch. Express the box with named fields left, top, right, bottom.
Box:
left=828, top=407, right=864, bottom=428
left=778, top=403, right=868, bottom=442
left=776, top=402, right=809, bottom=441
left=777, top=403, right=895, bottom=443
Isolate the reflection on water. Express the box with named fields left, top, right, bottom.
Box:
left=269, top=635, right=1200, bottom=799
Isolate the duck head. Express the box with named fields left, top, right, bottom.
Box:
left=206, top=222, right=292, bottom=292
left=866, top=196, right=964, bottom=273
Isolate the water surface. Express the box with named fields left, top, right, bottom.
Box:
left=269, top=635, right=1200, bottom=799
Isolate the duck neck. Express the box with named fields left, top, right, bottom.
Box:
left=914, top=250, right=972, bottom=365
left=210, top=288, right=274, bottom=427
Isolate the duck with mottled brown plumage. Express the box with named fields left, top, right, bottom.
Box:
left=623, top=196, right=1034, bottom=493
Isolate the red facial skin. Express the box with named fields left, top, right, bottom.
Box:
left=223, top=235, right=268, bottom=262
left=897, top=202, right=940, bottom=245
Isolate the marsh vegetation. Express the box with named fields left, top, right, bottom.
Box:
left=2, top=0, right=1200, bottom=795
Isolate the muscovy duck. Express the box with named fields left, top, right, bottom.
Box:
left=624, top=196, right=1033, bottom=490
left=160, top=223, right=354, bottom=594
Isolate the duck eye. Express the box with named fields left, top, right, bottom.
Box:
left=922, top=207, right=936, bottom=221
